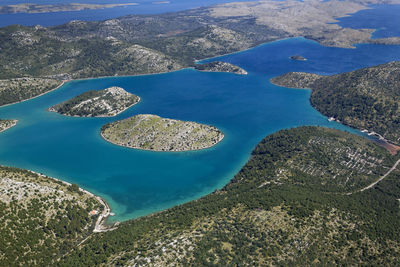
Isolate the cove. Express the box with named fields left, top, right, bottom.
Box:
left=1, top=37, right=400, bottom=222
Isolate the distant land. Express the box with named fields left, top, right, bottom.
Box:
left=0, top=3, right=138, bottom=15
left=101, top=114, right=224, bottom=151
left=271, top=61, right=400, bottom=146
left=49, top=86, right=140, bottom=117
left=1, top=0, right=400, bottom=107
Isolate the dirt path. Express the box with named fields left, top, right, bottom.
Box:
left=346, top=159, right=400, bottom=195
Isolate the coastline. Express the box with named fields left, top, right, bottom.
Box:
left=48, top=96, right=141, bottom=118
left=21, top=167, right=116, bottom=232
left=0, top=119, right=18, bottom=133
left=100, top=128, right=225, bottom=152
left=270, top=78, right=399, bottom=154
left=0, top=80, right=67, bottom=109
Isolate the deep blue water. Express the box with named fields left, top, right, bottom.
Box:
left=1, top=36, right=400, bottom=221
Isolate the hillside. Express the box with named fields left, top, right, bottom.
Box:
left=0, top=166, right=103, bottom=266
left=101, top=114, right=224, bottom=151
left=60, top=126, right=400, bottom=266
left=49, top=86, right=139, bottom=117
left=271, top=62, right=400, bottom=144
left=0, top=77, right=62, bottom=107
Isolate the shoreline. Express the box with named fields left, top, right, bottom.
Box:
left=100, top=127, right=225, bottom=152
left=48, top=96, right=141, bottom=118
left=0, top=119, right=18, bottom=133
left=0, top=80, right=67, bottom=109
left=21, top=167, right=116, bottom=232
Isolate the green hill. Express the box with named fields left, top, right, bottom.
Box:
left=271, top=62, right=400, bottom=144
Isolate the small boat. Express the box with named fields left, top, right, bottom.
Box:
left=328, top=117, right=335, bottom=122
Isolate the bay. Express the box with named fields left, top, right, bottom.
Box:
left=1, top=36, right=400, bottom=222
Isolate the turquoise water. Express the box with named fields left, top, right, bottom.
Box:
left=1, top=37, right=400, bottom=222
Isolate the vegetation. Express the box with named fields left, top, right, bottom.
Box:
left=0, top=77, right=61, bottom=106
left=101, top=114, right=224, bottom=151
left=59, top=126, right=400, bottom=266
left=0, top=166, right=102, bottom=266
left=271, top=61, right=400, bottom=144
left=0, top=119, right=17, bottom=133
left=49, top=86, right=140, bottom=117
left=194, top=61, right=248, bottom=75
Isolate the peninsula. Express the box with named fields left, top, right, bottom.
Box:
left=100, top=114, right=224, bottom=151
left=271, top=61, right=400, bottom=145
left=0, top=119, right=17, bottom=133
left=49, top=86, right=140, bottom=117
left=194, top=61, right=248, bottom=75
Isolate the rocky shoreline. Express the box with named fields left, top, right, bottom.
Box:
left=100, top=114, right=224, bottom=152
left=49, top=86, right=140, bottom=117
left=0, top=119, right=18, bottom=133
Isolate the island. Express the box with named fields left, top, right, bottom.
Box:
left=60, top=126, right=400, bottom=266
left=0, top=119, right=17, bottom=133
left=290, top=55, right=307, bottom=61
left=194, top=61, right=248, bottom=75
left=100, top=114, right=224, bottom=151
left=49, top=87, right=140, bottom=117
left=271, top=61, right=400, bottom=146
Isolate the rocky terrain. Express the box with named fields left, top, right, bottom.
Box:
left=0, top=78, right=62, bottom=107
left=194, top=61, right=248, bottom=74
left=61, top=126, right=400, bottom=266
left=49, top=86, right=140, bottom=117
left=101, top=114, right=224, bottom=151
left=0, top=119, right=17, bottom=132
left=0, top=166, right=102, bottom=266
left=271, top=61, right=400, bottom=145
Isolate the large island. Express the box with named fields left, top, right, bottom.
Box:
left=101, top=114, right=224, bottom=151
left=49, top=86, right=139, bottom=117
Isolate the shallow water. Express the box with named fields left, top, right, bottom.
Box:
left=1, top=36, right=400, bottom=221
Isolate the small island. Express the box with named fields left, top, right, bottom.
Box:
left=194, top=61, right=248, bottom=75
left=100, top=114, right=224, bottom=151
left=290, top=55, right=307, bottom=61
left=49, top=86, right=140, bottom=117
left=0, top=119, right=17, bottom=133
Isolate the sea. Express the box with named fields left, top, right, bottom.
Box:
left=0, top=3, right=399, bottom=222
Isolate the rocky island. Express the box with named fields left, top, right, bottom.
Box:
left=271, top=61, right=400, bottom=145
left=290, top=55, right=307, bottom=61
left=0, top=119, right=17, bottom=133
left=49, top=86, right=140, bottom=117
left=100, top=114, right=224, bottom=151
left=194, top=61, right=248, bottom=75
